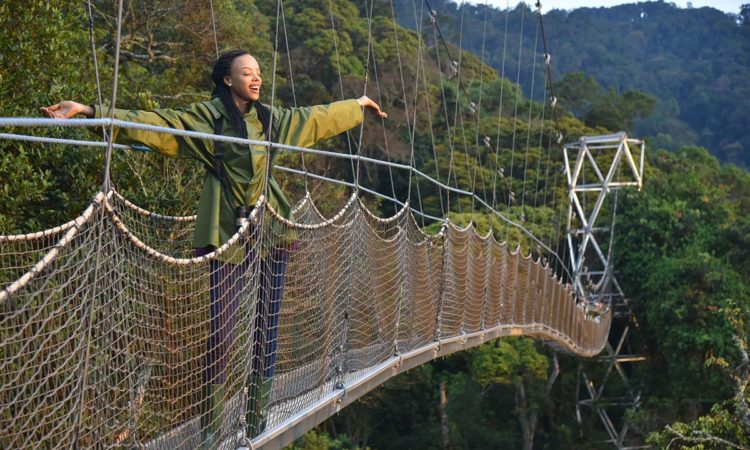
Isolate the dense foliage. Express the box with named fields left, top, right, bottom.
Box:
left=393, top=0, right=750, bottom=167
left=1, top=0, right=748, bottom=449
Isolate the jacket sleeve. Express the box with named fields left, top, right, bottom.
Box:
left=272, top=99, right=364, bottom=148
left=93, top=104, right=212, bottom=160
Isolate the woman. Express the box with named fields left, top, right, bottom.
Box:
left=42, top=49, right=387, bottom=445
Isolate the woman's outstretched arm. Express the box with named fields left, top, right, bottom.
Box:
left=40, top=100, right=213, bottom=160
left=273, top=95, right=387, bottom=149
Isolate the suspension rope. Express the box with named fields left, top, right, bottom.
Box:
left=412, top=0, right=448, bottom=219
left=101, top=0, right=125, bottom=192
left=86, top=0, right=107, bottom=140
left=519, top=13, right=541, bottom=223
left=279, top=0, right=309, bottom=194
left=364, top=0, right=399, bottom=214
left=427, top=2, right=460, bottom=215
left=536, top=0, right=564, bottom=143
left=406, top=0, right=428, bottom=224
left=262, top=0, right=281, bottom=203
left=491, top=0, right=511, bottom=212
left=448, top=7, right=467, bottom=215
left=472, top=1, right=491, bottom=215
left=505, top=2, right=526, bottom=242
left=327, top=0, right=358, bottom=184
left=386, top=0, right=413, bottom=214
left=208, top=0, right=219, bottom=58
left=354, top=0, right=377, bottom=191
left=452, top=2, right=481, bottom=219
left=530, top=69, right=550, bottom=248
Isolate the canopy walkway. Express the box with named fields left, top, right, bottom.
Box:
left=0, top=181, right=610, bottom=449
left=0, top=0, right=645, bottom=448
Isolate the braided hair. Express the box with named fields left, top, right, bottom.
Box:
left=210, top=49, right=272, bottom=140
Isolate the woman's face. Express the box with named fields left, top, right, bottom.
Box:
left=225, top=54, right=262, bottom=103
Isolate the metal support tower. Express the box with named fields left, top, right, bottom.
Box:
left=564, top=132, right=644, bottom=308
left=564, top=133, right=649, bottom=449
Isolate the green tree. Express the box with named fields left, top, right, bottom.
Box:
left=554, top=72, right=655, bottom=132
left=471, top=338, right=558, bottom=450
left=647, top=303, right=750, bottom=449
left=286, top=431, right=373, bottom=450
left=0, top=0, right=100, bottom=233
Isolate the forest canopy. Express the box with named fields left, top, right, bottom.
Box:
left=393, top=0, right=750, bottom=167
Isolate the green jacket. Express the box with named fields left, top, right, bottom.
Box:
left=96, top=97, right=364, bottom=249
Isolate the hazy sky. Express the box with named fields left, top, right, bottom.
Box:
left=463, top=0, right=744, bottom=14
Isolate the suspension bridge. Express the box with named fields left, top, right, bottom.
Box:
left=0, top=0, right=646, bottom=448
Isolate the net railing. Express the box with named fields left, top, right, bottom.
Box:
left=1, top=185, right=610, bottom=450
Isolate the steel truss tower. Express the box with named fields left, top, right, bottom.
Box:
left=564, top=133, right=649, bottom=449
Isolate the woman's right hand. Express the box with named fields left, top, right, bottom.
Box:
left=40, top=101, right=94, bottom=119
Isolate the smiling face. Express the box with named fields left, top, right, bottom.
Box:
left=224, top=54, right=262, bottom=104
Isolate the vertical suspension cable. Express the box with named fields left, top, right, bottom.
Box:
left=427, top=3, right=459, bottom=216
left=424, top=0, right=463, bottom=216
left=366, top=0, right=400, bottom=213
left=534, top=0, right=568, bottom=277
left=279, top=0, right=308, bottom=193
left=536, top=0, right=564, bottom=141
left=452, top=5, right=476, bottom=217
left=208, top=0, right=219, bottom=58
left=410, top=0, right=446, bottom=218
left=505, top=2, right=526, bottom=243
left=418, top=52, right=446, bottom=218
left=327, top=0, right=358, bottom=185
left=491, top=0, right=511, bottom=212
left=554, top=141, right=569, bottom=279
left=541, top=133, right=554, bottom=231
left=426, top=0, right=461, bottom=214
left=402, top=0, right=421, bottom=206
left=86, top=0, right=107, bottom=140
left=252, top=7, right=282, bottom=425
left=354, top=0, right=376, bottom=192
left=73, top=0, right=124, bottom=443
left=530, top=65, right=549, bottom=253
left=417, top=70, right=446, bottom=218
left=263, top=0, right=282, bottom=203
left=101, top=0, right=125, bottom=192
left=519, top=13, right=541, bottom=224
left=457, top=104, right=477, bottom=217
left=407, top=0, right=427, bottom=224
left=471, top=1, right=491, bottom=217
left=424, top=0, right=499, bottom=221
left=533, top=83, right=549, bottom=211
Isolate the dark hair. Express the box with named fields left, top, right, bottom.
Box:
left=210, top=49, right=272, bottom=139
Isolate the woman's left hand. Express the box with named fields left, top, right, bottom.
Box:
left=357, top=96, right=388, bottom=119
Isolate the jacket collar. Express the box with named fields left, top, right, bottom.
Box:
left=206, top=97, right=258, bottom=121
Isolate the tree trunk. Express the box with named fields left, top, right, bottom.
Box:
left=515, top=353, right=558, bottom=450
left=515, top=381, right=537, bottom=450
left=548, top=353, right=560, bottom=389
left=440, top=380, right=452, bottom=450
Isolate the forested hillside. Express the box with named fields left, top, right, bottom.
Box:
left=394, top=0, right=750, bottom=167
left=1, top=1, right=749, bottom=449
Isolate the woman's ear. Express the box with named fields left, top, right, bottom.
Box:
left=224, top=74, right=232, bottom=87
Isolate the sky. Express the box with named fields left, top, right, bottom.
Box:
left=463, top=0, right=744, bottom=14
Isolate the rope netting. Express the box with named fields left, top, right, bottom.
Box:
left=0, top=186, right=610, bottom=449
